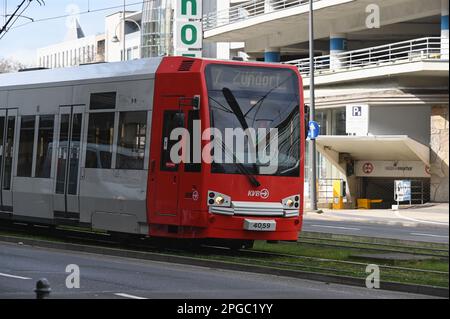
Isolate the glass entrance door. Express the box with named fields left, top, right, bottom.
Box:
left=53, top=105, right=84, bottom=221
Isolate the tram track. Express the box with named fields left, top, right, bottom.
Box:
left=294, top=238, right=448, bottom=258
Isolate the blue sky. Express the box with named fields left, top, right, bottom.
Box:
left=0, top=0, right=144, bottom=65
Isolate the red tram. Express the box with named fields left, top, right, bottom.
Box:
left=0, top=57, right=305, bottom=245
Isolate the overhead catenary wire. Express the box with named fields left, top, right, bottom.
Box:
left=0, top=0, right=32, bottom=40
left=0, top=0, right=45, bottom=40
left=8, top=0, right=152, bottom=32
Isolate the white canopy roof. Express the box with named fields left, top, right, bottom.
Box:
left=316, top=135, right=429, bottom=165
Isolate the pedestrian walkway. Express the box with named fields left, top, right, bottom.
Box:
left=305, top=203, right=448, bottom=227
left=302, top=204, right=449, bottom=243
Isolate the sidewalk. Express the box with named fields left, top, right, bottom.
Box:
left=304, top=203, right=449, bottom=228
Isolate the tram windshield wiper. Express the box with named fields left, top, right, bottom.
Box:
left=217, top=137, right=261, bottom=188
left=222, top=87, right=250, bottom=131
left=221, top=87, right=260, bottom=188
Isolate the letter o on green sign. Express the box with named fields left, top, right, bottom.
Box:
left=181, top=24, right=197, bottom=45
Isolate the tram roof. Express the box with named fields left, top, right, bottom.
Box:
left=0, top=57, right=163, bottom=90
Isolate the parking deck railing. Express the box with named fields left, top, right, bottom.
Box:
left=284, top=37, right=442, bottom=76
left=203, top=0, right=312, bottom=31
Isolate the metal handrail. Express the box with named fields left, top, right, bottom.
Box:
left=203, top=0, right=312, bottom=30
left=284, top=37, right=442, bottom=76
left=317, top=178, right=343, bottom=203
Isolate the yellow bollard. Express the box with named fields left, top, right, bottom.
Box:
left=332, top=180, right=345, bottom=210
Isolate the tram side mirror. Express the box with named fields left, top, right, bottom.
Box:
left=304, top=104, right=310, bottom=139
left=178, top=95, right=201, bottom=110
left=192, top=95, right=201, bottom=110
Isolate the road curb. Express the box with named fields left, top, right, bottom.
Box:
left=0, top=234, right=448, bottom=298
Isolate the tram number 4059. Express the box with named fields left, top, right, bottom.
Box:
left=243, top=220, right=276, bottom=232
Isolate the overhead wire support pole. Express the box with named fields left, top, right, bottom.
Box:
left=3, top=0, right=6, bottom=26
left=309, top=0, right=318, bottom=211
left=123, top=0, right=126, bottom=60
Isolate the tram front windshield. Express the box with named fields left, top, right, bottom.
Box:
left=205, top=64, right=301, bottom=177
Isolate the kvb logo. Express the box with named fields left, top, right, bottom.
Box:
left=248, top=189, right=270, bottom=200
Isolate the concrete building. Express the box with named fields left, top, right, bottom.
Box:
left=140, top=0, right=236, bottom=59
left=37, top=19, right=104, bottom=68
left=203, top=0, right=449, bottom=207
left=37, top=11, right=142, bottom=68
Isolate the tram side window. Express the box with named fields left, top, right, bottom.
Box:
left=160, top=111, right=184, bottom=172
left=116, top=111, right=147, bottom=170
left=17, top=116, right=36, bottom=177
left=90, top=92, right=116, bottom=110
left=35, top=115, right=55, bottom=178
left=86, top=112, right=115, bottom=169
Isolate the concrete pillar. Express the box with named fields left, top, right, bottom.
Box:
left=264, top=47, right=280, bottom=62
left=441, top=0, right=449, bottom=59
left=329, top=33, right=347, bottom=69
left=430, top=105, right=449, bottom=202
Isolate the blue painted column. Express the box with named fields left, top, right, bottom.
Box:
left=442, top=0, right=449, bottom=59
left=330, top=33, right=348, bottom=69
left=264, top=47, right=281, bottom=62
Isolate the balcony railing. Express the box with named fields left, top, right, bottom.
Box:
left=285, top=37, right=442, bottom=76
left=203, top=0, right=312, bottom=31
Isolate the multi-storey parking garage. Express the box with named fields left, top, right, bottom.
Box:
left=204, top=0, right=449, bottom=208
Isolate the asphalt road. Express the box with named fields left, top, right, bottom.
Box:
left=0, top=241, right=434, bottom=299
left=302, top=219, right=449, bottom=243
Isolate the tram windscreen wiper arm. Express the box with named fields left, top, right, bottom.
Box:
left=222, top=87, right=260, bottom=188
left=218, top=139, right=261, bottom=188
left=222, top=87, right=250, bottom=131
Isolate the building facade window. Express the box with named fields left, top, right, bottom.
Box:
left=331, top=108, right=346, bottom=135
left=316, top=110, right=328, bottom=135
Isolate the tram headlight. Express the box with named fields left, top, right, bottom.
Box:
left=207, top=191, right=231, bottom=207
left=286, top=199, right=294, bottom=208
left=282, top=195, right=300, bottom=209
left=215, top=196, right=225, bottom=205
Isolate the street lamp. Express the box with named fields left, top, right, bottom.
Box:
left=111, top=18, right=142, bottom=60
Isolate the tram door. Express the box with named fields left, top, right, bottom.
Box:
left=53, top=105, right=85, bottom=222
left=150, top=96, right=185, bottom=221
left=0, top=109, right=17, bottom=212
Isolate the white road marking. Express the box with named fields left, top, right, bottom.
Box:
left=310, top=224, right=361, bottom=231
left=410, top=233, right=449, bottom=239
left=394, top=211, right=449, bottom=226
left=114, top=293, right=147, bottom=300
left=0, top=272, right=32, bottom=280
